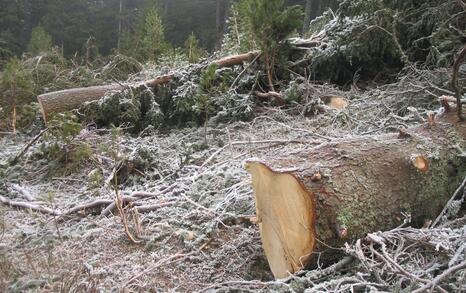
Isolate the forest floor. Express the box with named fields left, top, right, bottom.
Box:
left=0, top=68, right=465, bottom=292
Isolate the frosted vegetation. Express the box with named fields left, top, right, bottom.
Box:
left=0, top=0, right=465, bottom=291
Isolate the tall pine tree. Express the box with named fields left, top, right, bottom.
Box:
left=27, top=25, right=53, bottom=56
left=135, top=1, right=171, bottom=61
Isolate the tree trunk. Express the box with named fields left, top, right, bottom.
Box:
left=245, top=107, right=466, bottom=279
left=38, top=83, right=124, bottom=122
left=37, top=51, right=260, bottom=122
left=311, top=0, right=323, bottom=19
left=216, top=0, right=227, bottom=33
left=11, top=100, right=16, bottom=134
left=117, top=0, right=124, bottom=51
left=303, top=0, right=312, bottom=35
left=163, top=0, right=170, bottom=16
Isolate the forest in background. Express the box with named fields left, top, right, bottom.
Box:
left=0, top=0, right=337, bottom=60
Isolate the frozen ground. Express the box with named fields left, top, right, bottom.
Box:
left=0, top=70, right=465, bottom=292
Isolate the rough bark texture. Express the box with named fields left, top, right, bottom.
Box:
left=37, top=52, right=260, bottom=122
left=245, top=108, right=466, bottom=279
left=303, top=0, right=312, bottom=34
left=38, top=83, right=124, bottom=122
left=212, top=50, right=260, bottom=68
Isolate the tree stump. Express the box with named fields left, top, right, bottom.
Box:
left=245, top=108, right=466, bottom=279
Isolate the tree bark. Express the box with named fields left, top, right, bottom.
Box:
left=37, top=51, right=260, bottom=122
left=245, top=107, right=466, bottom=279
left=216, top=0, right=227, bottom=33
left=451, top=43, right=466, bottom=120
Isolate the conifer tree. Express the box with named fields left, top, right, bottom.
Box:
left=136, top=2, right=171, bottom=61
left=0, top=58, right=33, bottom=133
left=27, top=25, right=53, bottom=56
left=238, top=0, right=303, bottom=90
left=184, top=33, right=205, bottom=63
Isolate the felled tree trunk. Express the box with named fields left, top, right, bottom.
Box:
left=37, top=52, right=260, bottom=122
left=38, top=83, right=123, bottom=122
left=245, top=107, right=466, bottom=279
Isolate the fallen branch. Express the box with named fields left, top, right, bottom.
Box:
left=101, top=185, right=176, bottom=216
left=10, top=128, right=49, bottom=165
left=133, top=201, right=177, bottom=213
left=431, top=176, right=466, bottom=227
left=114, top=189, right=142, bottom=244
left=124, top=240, right=211, bottom=287
left=0, top=195, right=60, bottom=216
left=7, top=184, right=35, bottom=201
left=412, top=260, right=466, bottom=293
left=0, top=195, right=141, bottom=217
left=230, top=52, right=262, bottom=89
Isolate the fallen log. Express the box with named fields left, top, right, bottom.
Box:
left=37, top=52, right=260, bottom=122
left=244, top=105, right=466, bottom=279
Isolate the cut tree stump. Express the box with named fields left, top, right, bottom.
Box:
left=245, top=106, right=466, bottom=279
left=37, top=52, right=260, bottom=122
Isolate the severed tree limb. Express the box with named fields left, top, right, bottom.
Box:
left=0, top=195, right=143, bottom=217
left=303, top=256, right=355, bottom=281
left=64, top=199, right=117, bottom=215
left=101, top=184, right=177, bottom=216
left=133, top=201, right=177, bottom=213
left=231, top=52, right=262, bottom=89
left=7, top=184, right=35, bottom=201
left=10, top=128, right=49, bottom=165
left=0, top=195, right=60, bottom=216
left=213, top=50, right=260, bottom=68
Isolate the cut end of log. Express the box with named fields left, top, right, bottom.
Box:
left=37, top=97, right=48, bottom=124
left=411, top=154, right=429, bottom=172
left=244, top=160, right=316, bottom=279
left=439, top=95, right=455, bottom=112
left=398, top=127, right=411, bottom=139
left=321, top=96, right=348, bottom=110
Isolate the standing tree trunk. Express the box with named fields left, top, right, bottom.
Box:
left=303, top=0, right=312, bottom=35
left=117, top=0, right=124, bottom=51
left=11, top=100, right=16, bottom=134
left=11, top=71, right=17, bottom=134
left=245, top=106, right=466, bottom=279
left=163, top=0, right=170, bottom=16
left=216, top=0, right=227, bottom=33
left=311, top=0, right=323, bottom=19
